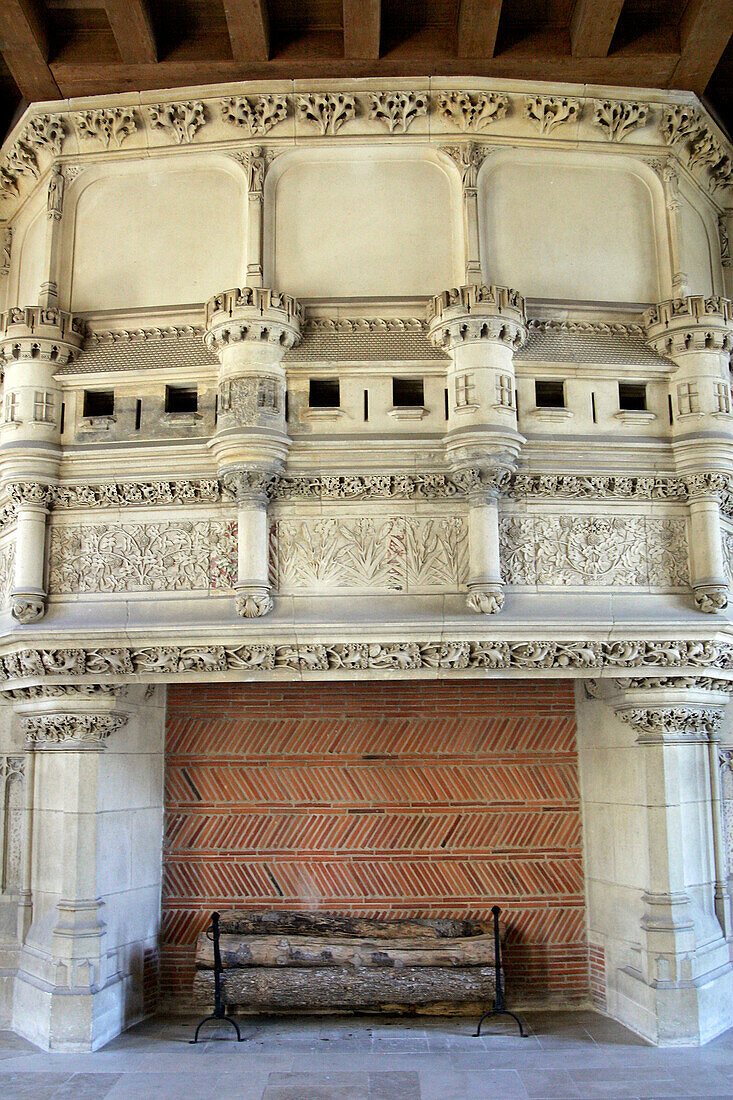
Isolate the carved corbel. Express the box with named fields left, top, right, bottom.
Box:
left=221, top=468, right=279, bottom=618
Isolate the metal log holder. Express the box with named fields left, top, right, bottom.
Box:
left=475, top=905, right=526, bottom=1037
left=190, top=911, right=244, bottom=1043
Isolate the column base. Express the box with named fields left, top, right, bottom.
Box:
left=610, top=959, right=733, bottom=1046
left=12, top=967, right=127, bottom=1052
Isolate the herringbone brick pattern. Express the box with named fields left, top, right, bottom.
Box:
left=162, top=681, right=587, bottom=1004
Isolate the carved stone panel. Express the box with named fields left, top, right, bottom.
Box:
left=0, top=756, right=24, bottom=894
left=272, top=515, right=469, bottom=594
left=49, top=521, right=237, bottom=594
left=499, top=514, right=688, bottom=587
left=0, top=540, right=15, bottom=608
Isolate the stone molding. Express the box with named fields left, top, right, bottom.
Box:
left=1, top=637, right=733, bottom=687
left=1, top=87, right=730, bottom=211
left=613, top=675, right=732, bottom=692
left=86, top=325, right=205, bottom=346
left=617, top=705, right=725, bottom=743
left=23, top=712, right=127, bottom=750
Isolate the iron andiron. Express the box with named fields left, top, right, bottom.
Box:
left=190, top=911, right=244, bottom=1043
left=475, top=906, right=526, bottom=1038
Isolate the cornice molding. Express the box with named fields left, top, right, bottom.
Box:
left=0, top=84, right=730, bottom=216
left=1, top=637, right=732, bottom=687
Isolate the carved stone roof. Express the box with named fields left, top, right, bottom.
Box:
left=63, top=319, right=671, bottom=374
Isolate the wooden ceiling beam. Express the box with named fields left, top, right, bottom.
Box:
left=671, top=0, right=733, bottom=95
left=0, top=0, right=60, bottom=102
left=343, top=0, right=380, bottom=60
left=570, top=0, right=625, bottom=58
left=457, top=0, right=503, bottom=60
left=221, top=1, right=270, bottom=62
left=105, top=1, right=157, bottom=65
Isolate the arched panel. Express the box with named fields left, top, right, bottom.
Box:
left=267, top=148, right=461, bottom=298
left=68, top=160, right=246, bottom=312
left=479, top=152, right=664, bottom=305
left=16, top=210, right=46, bottom=307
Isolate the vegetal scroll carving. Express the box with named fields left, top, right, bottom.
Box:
left=593, top=100, right=649, bottom=142
left=77, top=108, right=137, bottom=149
left=147, top=102, right=206, bottom=144
left=524, top=96, right=581, bottom=135
left=221, top=94, right=288, bottom=135
left=437, top=92, right=509, bottom=132
left=295, top=93, right=357, bottom=135
left=368, top=92, right=429, bottom=133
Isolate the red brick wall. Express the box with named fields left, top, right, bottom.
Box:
left=162, top=680, right=588, bottom=1005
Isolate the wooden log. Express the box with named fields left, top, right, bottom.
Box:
left=216, top=911, right=492, bottom=940
left=193, top=964, right=498, bottom=1009
left=196, top=931, right=498, bottom=970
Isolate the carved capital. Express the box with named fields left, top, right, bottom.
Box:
left=24, top=712, right=126, bottom=750
left=441, top=142, right=489, bottom=190
left=617, top=705, right=724, bottom=743
left=235, top=586, right=273, bottom=618
left=220, top=468, right=278, bottom=504
left=644, top=296, right=733, bottom=357
left=427, top=284, right=527, bottom=352
left=7, top=481, right=53, bottom=508
left=204, top=287, right=303, bottom=352
left=452, top=463, right=515, bottom=501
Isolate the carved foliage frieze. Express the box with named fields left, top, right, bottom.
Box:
left=368, top=92, right=429, bottom=133
left=593, top=100, right=650, bottom=141
left=295, top=93, right=357, bottom=135
left=147, top=102, right=206, bottom=144
left=273, top=515, right=468, bottom=593
left=1, top=638, right=732, bottom=685
left=524, top=96, right=581, bottom=135
left=436, top=91, right=509, bottom=132
left=220, top=94, right=288, bottom=135
left=49, top=521, right=237, bottom=594
left=77, top=107, right=138, bottom=149
left=500, top=515, right=688, bottom=588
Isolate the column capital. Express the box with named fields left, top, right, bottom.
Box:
left=0, top=306, right=85, bottom=366
left=220, top=467, right=279, bottom=505
left=451, top=460, right=515, bottom=503
left=643, top=295, right=733, bottom=357
left=427, top=284, right=527, bottom=351
left=12, top=685, right=127, bottom=751
left=204, top=286, right=303, bottom=353
left=616, top=703, right=725, bottom=744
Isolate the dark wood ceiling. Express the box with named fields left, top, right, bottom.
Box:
left=0, top=1, right=732, bottom=141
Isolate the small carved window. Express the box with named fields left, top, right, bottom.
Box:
left=393, top=378, right=424, bottom=407
left=618, top=382, right=647, bottom=412
left=716, top=381, right=731, bottom=414
left=258, top=378, right=279, bottom=412
left=309, top=379, right=340, bottom=408
left=535, top=379, right=566, bottom=408
left=496, top=374, right=514, bottom=408
left=677, top=381, right=698, bottom=415
left=3, top=392, right=17, bottom=423
left=455, top=373, right=474, bottom=407
left=33, top=390, right=55, bottom=424
left=83, top=389, right=114, bottom=418
left=165, top=385, right=198, bottom=414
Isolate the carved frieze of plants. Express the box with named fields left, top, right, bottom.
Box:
left=524, top=96, right=581, bottom=135
left=220, top=94, right=288, bottom=135
left=147, top=102, right=206, bottom=144
left=77, top=107, right=138, bottom=149
left=593, top=100, right=650, bottom=141
left=368, top=92, right=429, bottom=133
left=437, top=91, right=509, bottom=132
left=295, top=93, right=357, bottom=135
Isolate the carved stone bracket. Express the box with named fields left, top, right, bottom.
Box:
left=235, top=586, right=273, bottom=618
left=10, top=593, right=46, bottom=625
left=617, top=705, right=725, bottom=743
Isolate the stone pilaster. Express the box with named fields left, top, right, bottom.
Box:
left=610, top=683, right=733, bottom=1044
left=0, top=306, right=85, bottom=622
left=427, top=284, right=527, bottom=613
left=205, top=287, right=302, bottom=618
left=644, top=296, right=733, bottom=613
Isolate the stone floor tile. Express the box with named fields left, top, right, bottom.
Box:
left=368, top=1070, right=421, bottom=1100
left=0, top=1072, right=74, bottom=1098
left=418, top=1066, right=529, bottom=1100
left=518, top=1068, right=587, bottom=1098
left=49, top=1073, right=123, bottom=1099
left=103, top=1071, right=228, bottom=1100
left=568, top=1067, right=684, bottom=1097
left=261, top=1070, right=370, bottom=1100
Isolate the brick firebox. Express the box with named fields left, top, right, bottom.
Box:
left=161, top=680, right=588, bottom=1007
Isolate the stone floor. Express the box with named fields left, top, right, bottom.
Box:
left=1, top=1010, right=733, bottom=1099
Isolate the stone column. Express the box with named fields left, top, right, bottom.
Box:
left=442, top=143, right=487, bottom=284
left=427, top=283, right=527, bottom=613
left=10, top=685, right=165, bottom=1052
left=204, top=287, right=302, bottom=618
left=39, top=164, right=65, bottom=309
left=644, top=295, right=733, bottom=612
left=241, top=147, right=268, bottom=288
left=578, top=679, right=733, bottom=1044
left=0, top=306, right=85, bottom=622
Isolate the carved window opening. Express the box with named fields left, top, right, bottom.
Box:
left=677, top=381, right=698, bottom=415
left=393, top=377, right=424, bottom=407
left=165, top=385, right=198, bottom=414
left=83, top=389, right=114, bottom=418
left=716, top=381, right=731, bottom=414
left=33, top=390, right=54, bottom=423
left=309, top=379, right=340, bottom=408
left=618, top=382, right=647, bottom=412
left=258, top=378, right=279, bottom=412
left=535, top=379, right=566, bottom=408
left=3, top=391, right=17, bottom=423
left=455, top=373, right=475, bottom=407
left=496, top=374, right=514, bottom=408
